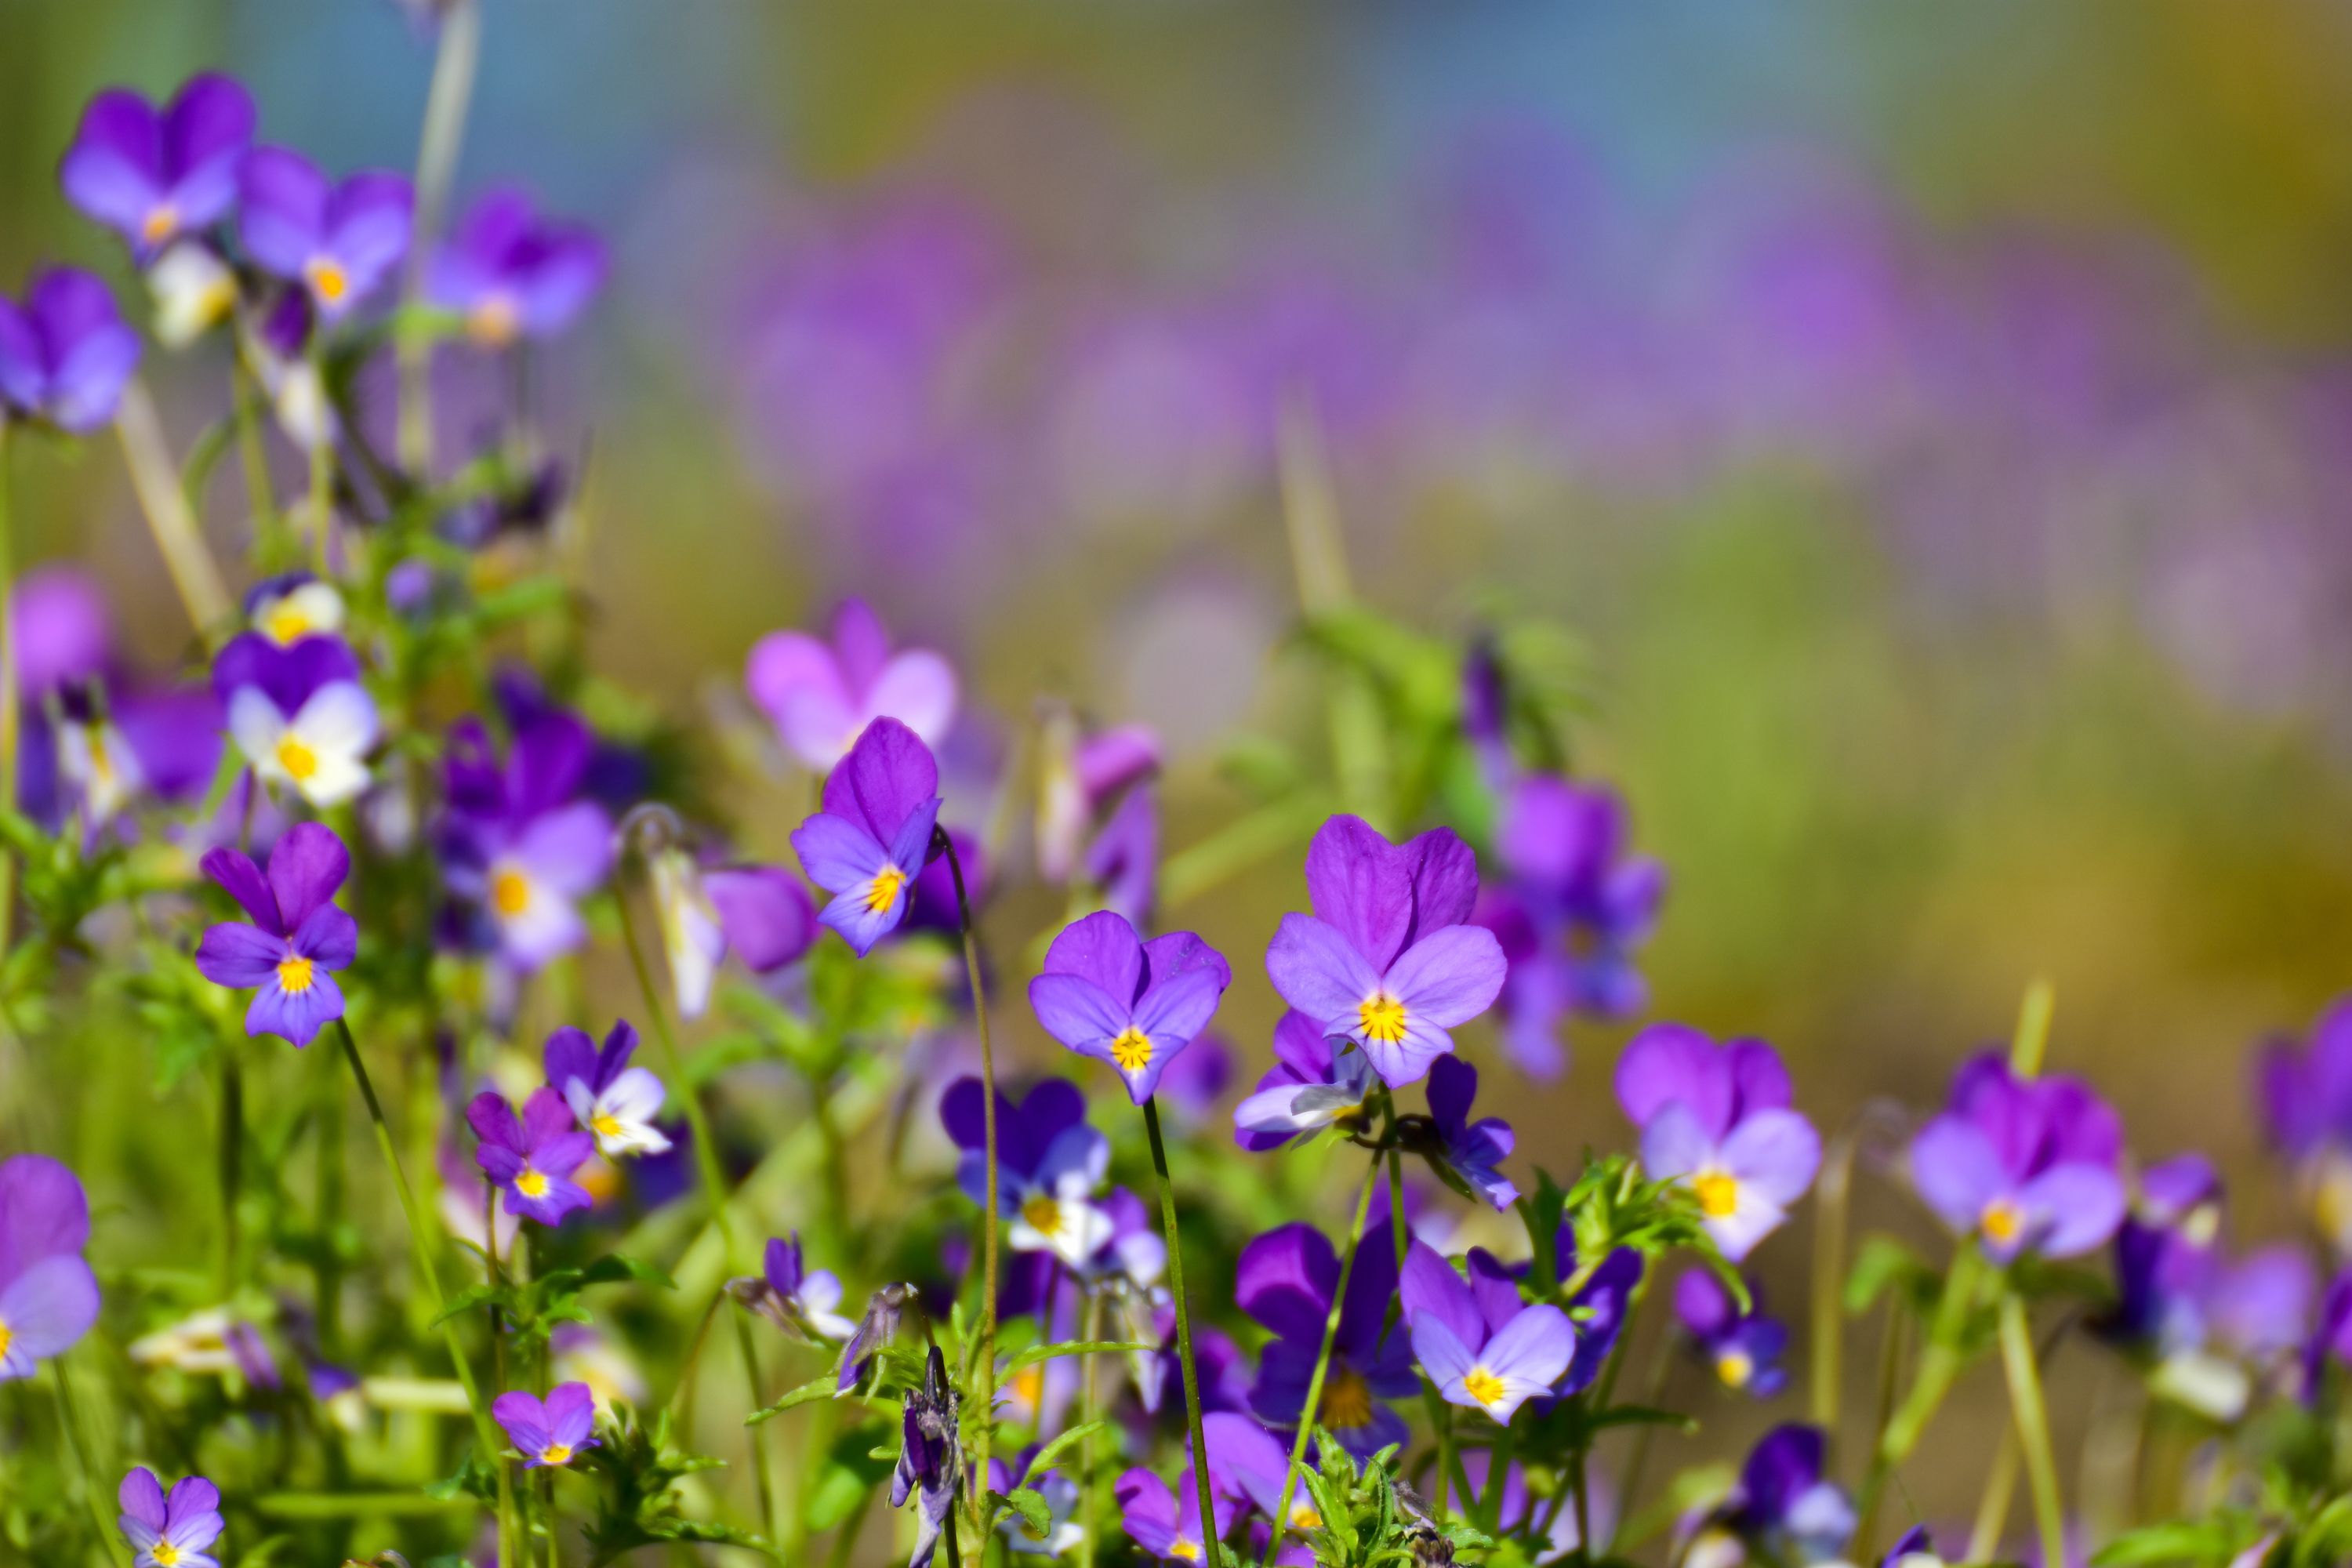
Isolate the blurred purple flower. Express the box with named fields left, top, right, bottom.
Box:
left=194, top=823, right=358, bottom=1047
left=1036, top=713, right=1158, bottom=884
left=60, top=74, right=253, bottom=259
left=0, top=269, right=140, bottom=434
left=1675, top=1269, right=1789, bottom=1398
left=492, top=1381, right=598, bottom=1468
left=789, top=716, right=942, bottom=955
left=1117, top=1460, right=1235, bottom=1566
left=1028, top=910, right=1230, bottom=1104
left=10, top=566, right=111, bottom=697
left=1239, top=1221, right=1416, bottom=1457
left=212, top=632, right=376, bottom=808
left=544, top=1019, right=670, bottom=1160
left=1617, top=1024, right=1820, bottom=1262
left=894, top=1345, right=964, bottom=1568
left=0, top=1155, right=101, bottom=1381
left=749, top=598, right=958, bottom=771
left=238, top=147, right=412, bottom=321
left=1400, top=1239, right=1573, bottom=1422
left=438, top=706, right=614, bottom=971
left=1908, top=1053, right=2125, bottom=1264
left=427, top=185, right=606, bottom=347
left=467, top=1088, right=595, bottom=1228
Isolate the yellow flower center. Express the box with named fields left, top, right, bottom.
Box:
left=1291, top=1504, right=1322, bottom=1530
left=1357, top=993, right=1407, bottom=1044
left=263, top=604, right=313, bottom=644
left=305, top=256, right=350, bottom=306
left=1170, top=1544, right=1202, bottom=1563
left=275, top=735, right=319, bottom=781
left=540, top=1443, right=573, bottom=1466
left=1981, top=1197, right=2024, bottom=1246
left=491, top=867, right=533, bottom=916
left=87, top=730, right=115, bottom=783
left=142, top=205, right=180, bottom=245
left=277, top=955, right=316, bottom=996
left=152, top=1544, right=182, bottom=1568
left=1109, top=1027, right=1153, bottom=1072
left=1692, top=1170, right=1740, bottom=1218
left=1461, top=1367, right=1508, bottom=1408
left=863, top=864, right=909, bottom=914
left=1318, top=1368, right=1374, bottom=1429
left=593, top=1113, right=623, bottom=1139
left=1012, top=1364, right=1044, bottom=1410
left=516, top=1169, right=551, bottom=1200
left=1022, top=1194, right=1062, bottom=1236
left=470, top=295, right=521, bottom=347
left=0, top=1320, right=13, bottom=1362
left=1715, top=1349, right=1754, bottom=1388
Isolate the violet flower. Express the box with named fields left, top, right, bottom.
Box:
left=1703, top=1424, right=1856, bottom=1566
left=1233, top=1009, right=1377, bottom=1152
left=2256, top=998, right=2352, bottom=1249
left=60, top=74, right=253, bottom=259
left=0, top=1155, right=102, bottom=1381
left=544, top=1019, right=670, bottom=1159
left=0, top=268, right=141, bottom=434
left=941, top=1076, right=1112, bottom=1267
left=1616, top=1024, right=1821, bottom=1262
left=1117, top=1461, right=1235, bottom=1566
left=650, top=848, right=815, bottom=1021
left=245, top=574, right=344, bottom=648
left=1908, top=1053, right=2125, bottom=1263
left=1263, top=814, right=1508, bottom=1087
left=238, top=147, right=412, bottom=321
left=117, top=1468, right=224, bottom=1568
left=749, top=597, right=958, bottom=770
left=789, top=717, right=944, bottom=956
left=1675, top=1269, right=1789, bottom=1398
left=1422, top=1054, right=1519, bottom=1210
left=426, top=186, right=606, bottom=347
left=1203, top=1408, right=1318, bottom=1538
left=9, top=565, right=111, bottom=698
left=466, top=1088, right=595, bottom=1228
left=989, top=1445, right=1084, bottom=1557
left=1028, top=909, right=1231, bottom=1103
left=730, top=1231, right=857, bottom=1344
left=1085, top=782, right=1160, bottom=927
left=1035, top=713, right=1158, bottom=884
left=212, top=632, right=376, bottom=808
left=837, top=1281, right=913, bottom=1395
left=1551, top=1235, right=1644, bottom=1396
left=193, top=822, right=358, bottom=1047
left=1399, top=1240, right=1575, bottom=1422
left=438, top=708, right=613, bottom=971
left=1456, top=1450, right=1602, bottom=1563
left=1238, top=1221, right=1417, bottom=1457
left=492, top=1381, right=599, bottom=1468
left=894, top=1344, right=964, bottom=1568
left=1883, top=1526, right=1944, bottom=1568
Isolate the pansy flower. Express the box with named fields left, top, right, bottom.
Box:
left=1399, top=1240, right=1575, bottom=1423
left=1457, top=1450, right=1603, bottom=1563
left=544, top=1019, right=670, bottom=1159
left=731, top=1231, right=858, bottom=1344
left=837, top=1281, right=913, bottom=1395
left=1688, top=1424, right=1855, bottom=1568
left=245, top=574, right=344, bottom=648
left=466, top=1088, right=595, bottom=1228
left=1238, top=1221, right=1417, bottom=1457
left=1675, top=1269, right=1789, bottom=1398
left=789, top=716, right=943, bottom=955
left=1421, top=1054, right=1519, bottom=1210
left=438, top=707, right=614, bottom=971
left=492, top=1381, right=599, bottom=1468
left=1907, top=1053, right=2125, bottom=1263
left=0, top=268, right=141, bottom=434
left=1263, top=814, right=1508, bottom=1087
left=1233, top=1010, right=1377, bottom=1152
left=1617, top=1024, right=1820, bottom=1262
left=117, top=1468, right=224, bottom=1568
left=1085, top=782, right=1160, bottom=926
left=989, top=1446, right=1086, bottom=1558
left=212, top=631, right=376, bottom=808
left=0, top=1155, right=102, bottom=1381
left=2256, top=998, right=2352, bottom=1250
left=649, top=849, right=815, bottom=1021
left=60, top=75, right=252, bottom=258
left=1028, top=909, right=1231, bottom=1102
left=749, top=597, right=958, bottom=770
left=1117, top=1461, right=1236, bottom=1566
left=942, top=1076, right=1112, bottom=1267
left=894, top=1345, right=964, bottom=1568
left=9, top=565, right=111, bottom=698
left=1203, top=1408, right=1321, bottom=1540
left=193, top=822, right=358, bottom=1047
left=426, top=186, right=606, bottom=347
left=1548, top=1234, right=1644, bottom=1396
left=238, top=147, right=412, bottom=321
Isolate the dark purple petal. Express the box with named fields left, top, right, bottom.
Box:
left=198, top=846, right=279, bottom=932
left=1235, top=1224, right=1335, bottom=1345
left=820, top=717, right=940, bottom=844
left=466, top=1091, right=524, bottom=1154
left=266, top=822, right=350, bottom=927
left=194, top=922, right=284, bottom=989
left=1041, top=909, right=1145, bottom=1004
left=238, top=145, right=328, bottom=277
left=60, top=90, right=164, bottom=240
left=543, top=1027, right=598, bottom=1098
left=159, top=74, right=254, bottom=226
left=705, top=866, right=816, bottom=972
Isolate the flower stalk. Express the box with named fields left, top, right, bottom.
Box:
left=935, top=826, right=1001, bottom=1565
left=1142, top=1094, right=1221, bottom=1567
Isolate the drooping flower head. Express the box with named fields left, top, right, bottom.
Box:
left=212, top=632, right=376, bottom=808
left=438, top=706, right=614, bottom=971
left=238, top=147, right=412, bottom=321
left=1399, top=1240, right=1575, bottom=1423
left=1675, top=1269, right=1790, bottom=1398
left=942, top=1077, right=1112, bottom=1267
left=1233, top=1010, right=1377, bottom=1152
left=60, top=75, right=253, bottom=258
left=193, top=822, right=358, bottom=1047
left=466, top=1088, right=595, bottom=1228
left=1263, top=815, right=1508, bottom=1087
left=544, top=1019, right=670, bottom=1159
left=729, top=1232, right=857, bottom=1344
left=117, top=1468, right=224, bottom=1568
left=0, top=268, right=141, bottom=434
left=1420, top=1054, right=1519, bottom=1210
left=790, top=717, right=944, bottom=955
left=1035, top=710, right=1158, bottom=884
left=0, top=1155, right=101, bottom=1381
left=645, top=841, right=817, bottom=1021
left=1239, top=1221, right=1417, bottom=1457
left=1617, top=1024, right=1821, bottom=1262
left=749, top=597, right=959, bottom=771
left=894, top=1344, right=964, bottom=1568
left=837, top=1281, right=913, bottom=1396
left=1907, top=1052, right=2126, bottom=1263
left=426, top=186, right=607, bottom=347
left=492, top=1381, right=600, bottom=1468
left=1028, top=910, right=1231, bottom=1103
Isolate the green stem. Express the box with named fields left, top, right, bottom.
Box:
left=1262, top=1149, right=1383, bottom=1567
left=398, top=0, right=482, bottom=474
left=1965, top=1426, right=2020, bottom=1564
left=1080, top=1289, right=1102, bottom=1568
left=217, top=1045, right=243, bottom=1298
left=315, top=1031, right=347, bottom=1350
left=1142, top=1097, right=1220, bottom=1563
left=487, top=1182, right=519, bottom=1568
left=1479, top=1423, right=1515, bottom=1534
left=1810, top=1121, right=1858, bottom=1437
left=542, top=1466, right=558, bottom=1568
left=1603, top=1303, right=1675, bottom=1554
left=1856, top=1245, right=1980, bottom=1558
left=937, top=829, right=1000, bottom=1566
left=51, top=1360, right=118, bottom=1566
left=2000, top=1295, right=2066, bottom=1568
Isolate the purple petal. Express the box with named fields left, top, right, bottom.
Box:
left=1301, top=815, right=1415, bottom=971
left=194, top=922, right=285, bottom=989
left=1131, top=966, right=1227, bottom=1049
left=162, top=1475, right=222, bottom=1532
left=1042, top=909, right=1145, bottom=1004
left=0, top=1254, right=100, bottom=1358
left=160, top=74, right=254, bottom=225
left=2018, top=1163, right=2126, bottom=1259
left=510, top=802, right=614, bottom=897
left=238, top=146, right=327, bottom=277
left=1263, top=913, right=1382, bottom=1030
left=1615, top=1022, right=1733, bottom=1138
left=265, top=821, right=350, bottom=928
left=705, top=866, right=816, bottom=972
left=790, top=811, right=889, bottom=895
left=820, top=717, right=940, bottom=845
left=746, top=630, right=853, bottom=768
left=1426, top=1053, right=1478, bottom=1135
left=492, top=1390, right=552, bottom=1454
left=1482, top=1303, right=1576, bottom=1388
left=1400, top=1240, right=1484, bottom=1350
left=1235, top=1224, right=1335, bottom=1345
left=245, top=969, right=344, bottom=1047
left=1410, top=1312, right=1479, bottom=1391
left=1720, top=1109, right=1822, bottom=1208
left=119, top=1466, right=168, bottom=1532
left=1907, top=1116, right=2009, bottom=1236
left=1726, top=1039, right=1795, bottom=1121
left=466, top=1092, right=523, bottom=1154
left=0, top=1156, right=89, bottom=1288
left=521, top=1087, right=580, bottom=1151
left=862, top=650, right=960, bottom=750
left=1637, top=1103, right=1715, bottom=1183
left=60, top=90, right=163, bottom=238
left=1029, top=973, right=1130, bottom=1053
left=544, top=1381, right=597, bottom=1449
left=543, top=1026, right=598, bottom=1097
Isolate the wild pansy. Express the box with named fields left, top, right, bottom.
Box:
left=1233, top=1009, right=1377, bottom=1152
left=1675, top=1269, right=1790, bottom=1397
left=212, top=630, right=377, bottom=808
left=1683, top=1424, right=1856, bottom=1568
left=492, top=1381, right=600, bottom=1468
left=193, top=822, right=358, bottom=1047
left=942, top=1076, right=1112, bottom=1267
left=1203, top=1408, right=1320, bottom=1541
left=1035, top=710, right=1158, bottom=884
left=544, top=1019, right=671, bottom=1159
left=245, top=573, right=344, bottom=648
left=0, top=268, right=141, bottom=434
left=729, top=1231, right=857, bottom=1344
left=2256, top=997, right=2352, bottom=1249
left=989, top=1445, right=1085, bottom=1557
left=893, top=1345, right=964, bottom=1568
left=1027, top=909, right=1231, bottom=1103
left=238, top=147, right=412, bottom=321
left=1616, top=1023, right=1821, bottom=1262
left=146, top=240, right=239, bottom=349
left=466, top=1087, right=595, bottom=1228
left=438, top=707, right=614, bottom=970
left=1882, top=1526, right=1946, bottom=1568
left=1117, top=1459, right=1236, bottom=1566
left=1399, top=1239, right=1575, bottom=1422
left=117, top=1468, right=225, bottom=1568
left=646, top=845, right=815, bottom=1021
left=1907, top=1052, right=2126, bottom=1263
left=60, top=74, right=252, bottom=259
left=1262, top=814, right=1508, bottom=1088
left=1550, top=1234, right=1645, bottom=1395
left=1238, top=1221, right=1417, bottom=1457
left=1418, top=1054, right=1519, bottom=1210
left=0, top=1155, right=102, bottom=1381
left=426, top=185, right=607, bottom=347
left=789, top=716, right=944, bottom=955
left=749, top=597, right=959, bottom=771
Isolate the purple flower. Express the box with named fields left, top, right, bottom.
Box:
left=1552, top=1236, right=1644, bottom=1396
left=1675, top=1269, right=1789, bottom=1398
left=893, top=1345, right=964, bottom=1568
left=941, top=1076, right=1112, bottom=1267
left=1400, top=1240, right=1575, bottom=1422
left=1238, top=1221, right=1417, bottom=1457
left=1196, top=1410, right=1306, bottom=1534
left=748, top=597, right=958, bottom=771
left=0, top=269, right=140, bottom=434
left=466, top=1088, right=595, bottom=1228
left=1457, top=1450, right=1600, bottom=1563
left=1617, top=1024, right=1821, bottom=1261
left=0, top=1155, right=101, bottom=1380
left=1422, top=1054, right=1518, bottom=1210
left=492, top=1381, right=599, bottom=1468
left=2256, top=1000, right=2352, bottom=1249
left=60, top=75, right=253, bottom=258
left=1036, top=713, right=1159, bottom=884
left=212, top=631, right=376, bottom=808
left=1705, top=1425, right=1855, bottom=1566
left=1263, top=815, right=1508, bottom=1087
left=1085, top=782, right=1160, bottom=926
left=1907, top=1054, right=2126, bottom=1263
left=988, top=1445, right=1083, bottom=1556
left=244, top=574, right=345, bottom=648
left=1028, top=910, right=1231, bottom=1103
left=117, top=1468, right=224, bottom=1568
left=237, top=147, right=412, bottom=321
left=544, top=1020, right=670, bottom=1159
left=438, top=709, right=614, bottom=971
left=1882, top=1526, right=1941, bottom=1568
left=789, top=717, right=944, bottom=956
left=426, top=186, right=606, bottom=347
left=9, top=566, right=111, bottom=698
left=837, top=1281, right=913, bottom=1395
left=1117, top=1462, right=1234, bottom=1566
left=652, top=852, right=816, bottom=1021
left=193, top=823, right=358, bottom=1047
left=731, top=1231, right=857, bottom=1343
left=1233, top=1009, right=1377, bottom=1152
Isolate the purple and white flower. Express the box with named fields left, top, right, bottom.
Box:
left=1907, top=1053, right=2126, bottom=1263
left=492, top=1381, right=599, bottom=1468
left=245, top=575, right=345, bottom=648
left=1399, top=1240, right=1575, bottom=1422
left=1675, top=1269, right=1790, bottom=1397
left=544, top=1020, right=670, bottom=1159
left=942, top=1076, right=1113, bottom=1268
left=117, top=1468, right=224, bottom=1568
left=238, top=147, right=412, bottom=321
left=213, top=631, right=376, bottom=809
left=1617, top=1024, right=1821, bottom=1262
left=0, top=1155, right=101, bottom=1381
left=193, top=823, right=358, bottom=1047
left=1233, top=1010, right=1378, bottom=1152
left=439, top=707, right=614, bottom=971
left=1239, top=1221, right=1417, bottom=1457
left=1028, top=909, right=1230, bottom=1103
left=731, top=1232, right=857, bottom=1343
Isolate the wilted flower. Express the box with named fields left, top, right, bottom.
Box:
left=942, top=1076, right=1112, bottom=1267
left=426, top=186, right=606, bottom=347
left=1240, top=1221, right=1416, bottom=1457
left=1617, top=1024, right=1820, bottom=1262
left=0, top=268, right=141, bottom=434
left=543, top=1020, right=670, bottom=1159
left=238, top=147, right=412, bottom=320
left=492, top=1381, right=599, bottom=1468
left=730, top=1232, right=857, bottom=1343
left=1400, top=1240, right=1574, bottom=1422
left=213, top=632, right=376, bottom=808
left=748, top=597, right=958, bottom=770
left=790, top=717, right=944, bottom=955
left=194, top=823, right=358, bottom=1047
left=1034, top=708, right=1157, bottom=884
left=60, top=75, right=252, bottom=258
left=466, top=1088, right=594, bottom=1228
left=1234, top=1010, right=1377, bottom=1151
left=837, top=1281, right=913, bottom=1396
left=892, top=1344, right=964, bottom=1568
left=1028, top=909, right=1231, bottom=1103
left=0, top=1155, right=101, bottom=1381
left=117, top=1468, right=224, bottom=1568
left=1675, top=1270, right=1789, bottom=1398
left=645, top=842, right=815, bottom=1021
left=1908, top=1053, right=2125, bottom=1263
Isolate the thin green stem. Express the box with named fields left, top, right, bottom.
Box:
left=51, top=1360, right=118, bottom=1566
left=398, top=0, right=482, bottom=474
left=1080, top=1288, right=1102, bottom=1568
left=1262, top=1149, right=1383, bottom=1568
left=2000, top=1295, right=2066, bottom=1568
left=315, top=1031, right=347, bottom=1350
left=1603, top=1299, right=1675, bottom=1554
left=217, top=1045, right=243, bottom=1298
left=1965, top=1426, right=2020, bottom=1564
left=937, top=829, right=1000, bottom=1567
left=542, top=1466, right=558, bottom=1568
left=1142, top=1097, right=1220, bottom=1564
left=1479, top=1423, right=1515, bottom=1534
left=1856, top=1245, right=1979, bottom=1558
left=487, top=1182, right=519, bottom=1568
left=1811, top=1122, right=1857, bottom=1437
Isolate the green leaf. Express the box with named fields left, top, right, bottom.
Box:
left=579, top=1254, right=677, bottom=1290
left=1024, top=1418, right=1112, bottom=1480
left=1846, top=1232, right=1937, bottom=1316
left=430, top=1283, right=509, bottom=1328
left=998, top=1339, right=1147, bottom=1375
left=744, top=1374, right=840, bottom=1425
left=992, top=1487, right=1051, bottom=1537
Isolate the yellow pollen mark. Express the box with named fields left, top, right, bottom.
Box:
left=1461, top=1367, right=1508, bottom=1408
left=1109, top=1027, right=1153, bottom=1073
left=277, top=955, right=316, bottom=996
left=1981, top=1198, right=2024, bottom=1247
left=305, top=256, right=350, bottom=306
left=540, top=1443, right=574, bottom=1466
left=1012, top=1365, right=1044, bottom=1410
left=1291, top=1505, right=1322, bottom=1530
left=1170, top=1544, right=1202, bottom=1563
left=152, top=1544, right=182, bottom=1568
left=1692, top=1171, right=1739, bottom=1218
left=275, top=735, right=319, bottom=781
left=141, top=205, right=180, bottom=245
left=1715, top=1350, right=1755, bottom=1388
left=1357, top=993, right=1406, bottom=1044
left=592, top=1113, right=624, bottom=1139
left=470, top=295, right=521, bottom=347
left=263, top=605, right=313, bottom=644
left=491, top=868, right=532, bottom=916
left=862, top=864, right=909, bottom=914
left=0, top=1320, right=12, bottom=1362
left=515, top=1169, right=551, bottom=1200
left=87, top=730, right=114, bottom=783
left=1317, top=1368, right=1374, bottom=1429
left=1021, top=1194, right=1062, bottom=1236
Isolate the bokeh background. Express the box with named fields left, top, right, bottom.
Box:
left=7, top=0, right=2352, bottom=1535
